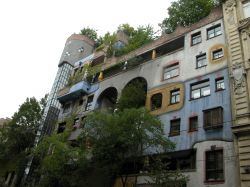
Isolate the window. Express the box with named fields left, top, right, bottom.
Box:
left=63, top=103, right=70, bottom=113
left=243, top=2, right=250, bottom=18
left=205, top=150, right=224, bottom=181
left=212, top=48, right=223, bottom=60
left=170, top=89, right=180, bottom=104
left=191, top=32, right=202, bottom=45
left=191, top=80, right=210, bottom=99
left=57, top=122, right=66, bottom=133
left=207, top=24, right=222, bottom=39
left=85, top=95, right=94, bottom=111
left=203, top=107, right=223, bottom=129
left=73, top=118, right=80, bottom=129
left=151, top=93, right=162, bottom=110
left=196, top=53, right=207, bottom=68
left=216, top=78, right=225, bottom=91
left=163, top=63, right=179, bottom=80
left=79, top=99, right=84, bottom=106
left=170, top=119, right=180, bottom=136
left=189, top=116, right=198, bottom=131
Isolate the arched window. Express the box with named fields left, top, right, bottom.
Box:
left=151, top=93, right=162, bottom=111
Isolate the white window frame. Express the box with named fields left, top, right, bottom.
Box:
left=207, top=24, right=222, bottom=39
left=216, top=78, right=225, bottom=91
left=170, top=89, right=180, bottom=104
left=191, top=32, right=202, bottom=45
left=196, top=53, right=207, bottom=68
left=243, top=1, right=250, bottom=18
left=163, top=63, right=179, bottom=80
left=191, top=80, right=210, bottom=99
left=212, top=49, right=224, bottom=60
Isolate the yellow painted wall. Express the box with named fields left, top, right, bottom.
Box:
left=146, top=83, right=184, bottom=115
left=208, top=44, right=227, bottom=64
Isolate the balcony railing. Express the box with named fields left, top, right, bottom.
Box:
left=57, top=81, right=99, bottom=103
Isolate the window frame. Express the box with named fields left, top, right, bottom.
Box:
left=203, top=107, right=223, bottom=130
left=205, top=149, right=224, bottom=183
left=189, top=116, right=198, bottom=132
left=243, top=1, right=250, bottom=18
left=163, top=63, right=179, bottom=80
left=151, top=93, right=163, bottom=111
left=190, top=79, right=210, bottom=100
left=170, top=89, right=180, bottom=104
left=212, top=48, right=224, bottom=60
left=207, top=24, right=222, bottom=39
left=191, top=31, right=202, bottom=46
left=169, top=118, right=181, bottom=136
left=215, top=77, right=225, bottom=91
left=196, top=53, right=207, bottom=68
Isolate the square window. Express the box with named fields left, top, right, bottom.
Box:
left=163, top=63, right=179, bottom=80
left=191, top=32, right=202, bottom=45
left=196, top=53, right=207, bottom=68
left=212, top=49, right=223, bottom=60
left=207, top=24, right=222, bottom=39
left=191, top=80, right=210, bottom=99
left=170, top=89, right=180, bottom=104
left=243, top=2, right=250, bottom=18
left=189, top=116, right=198, bottom=131
left=205, top=150, right=224, bottom=181
left=216, top=78, right=225, bottom=91
left=151, top=93, right=163, bottom=111
left=203, top=107, right=223, bottom=129
left=170, top=118, right=180, bottom=136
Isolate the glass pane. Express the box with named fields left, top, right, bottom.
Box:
left=192, top=89, right=200, bottom=99
left=244, top=3, right=250, bottom=18
left=201, top=86, right=210, bottom=96
left=176, top=95, right=180, bottom=102
left=208, top=29, right=214, bottom=38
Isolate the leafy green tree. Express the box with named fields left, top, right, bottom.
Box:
left=118, top=23, right=135, bottom=37
left=115, top=24, right=155, bottom=56
left=116, top=80, right=146, bottom=110
left=96, top=32, right=117, bottom=57
left=79, top=27, right=98, bottom=42
left=0, top=96, right=47, bottom=186
left=160, top=0, right=221, bottom=33
left=1, top=97, right=42, bottom=156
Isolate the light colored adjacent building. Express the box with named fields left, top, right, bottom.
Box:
left=223, top=0, right=250, bottom=186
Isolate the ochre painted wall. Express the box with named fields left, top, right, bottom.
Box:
left=146, top=83, right=184, bottom=115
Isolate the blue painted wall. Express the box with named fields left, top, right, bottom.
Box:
left=159, top=67, right=233, bottom=151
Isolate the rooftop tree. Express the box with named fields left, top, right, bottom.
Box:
left=160, top=0, right=222, bottom=33
left=79, top=27, right=98, bottom=42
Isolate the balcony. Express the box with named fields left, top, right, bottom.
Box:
left=57, top=81, right=99, bottom=103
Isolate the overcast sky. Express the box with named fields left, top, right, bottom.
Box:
left=0, top=0, right=172, bottom=118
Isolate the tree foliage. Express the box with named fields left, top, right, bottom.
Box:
left=160, top=0, right=221, bottom=33
left=115, top=24, right=155, bottom=56
left=116, top=80, right=146, bottom=110
left=34, top=82, right=180, bottom=187
left=0, top=97, right=44, bottom=158
left=80, top=24, right=156, bottom=58
left=0, top=96, right=47, bottom=186
left=79, top=27, right=98, bottom=42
